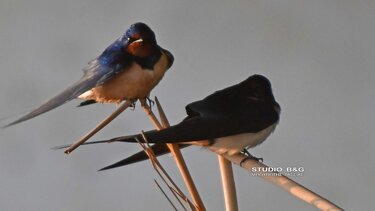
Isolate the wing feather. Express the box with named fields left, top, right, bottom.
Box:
left=3, top=59, right=127, bottom=127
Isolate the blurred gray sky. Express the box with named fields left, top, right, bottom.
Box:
left=0, top=0, right=374, bottom=210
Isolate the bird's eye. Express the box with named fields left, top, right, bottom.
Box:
left=127, top=37, right=135, bottom=43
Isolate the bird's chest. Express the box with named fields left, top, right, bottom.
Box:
left=209, top=123, right=277, bottom=155
left=80, top=53, right=169, bottom=103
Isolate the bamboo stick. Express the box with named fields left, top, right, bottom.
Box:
left=136, top=136, right=194, bottom=210
left=218, top=155, right=238, bottom=211
left=219, top=153, right=344, bottom=211
left=148, top=97, right=206, bottom=211
left=64, top=100, right=133, bottom=154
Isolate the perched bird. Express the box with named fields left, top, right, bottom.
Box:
left=4, top=22, right=174, bottom=127
left=56, top=75, right=281, bottom=170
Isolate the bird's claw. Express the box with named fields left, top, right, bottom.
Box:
left=125, top=99, right=136, bottom=110
left=146, top=97, right=155, bottom=107
left=139, top=97, right=154, bottom=109
left=240, top=149, right=263, bottom=167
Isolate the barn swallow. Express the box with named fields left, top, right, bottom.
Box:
left=56, top=75, right=281, bottom=170
left=4, top=22, right=174, bottom=127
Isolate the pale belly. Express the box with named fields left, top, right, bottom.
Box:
left=79, top=52, right=170, bottom=103
left=208, top=123, right=278, bottom=155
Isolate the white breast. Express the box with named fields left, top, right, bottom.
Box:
left=208, top=123, right=278, bottom=155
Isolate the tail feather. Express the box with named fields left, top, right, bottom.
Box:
left=51, top=135, right=141, bottom=150
left=53, top=136, right=191, bottom=171
left=99, top=143, right=190, bottom=171
left=77, top=100, right=97, bottom=107
left=51, top=139, right=111, bottom=150
left=3, top=78, right=96, bottom=128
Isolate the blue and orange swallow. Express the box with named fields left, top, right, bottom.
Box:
left=4, top=22, right=174, bottom=127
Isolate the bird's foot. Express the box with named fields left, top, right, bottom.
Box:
left=125, top=99, right=137, bottom=110
left=145, top=97, right=155, bottom=107
left=240, top=149, right=263, bottom=167
left=140, top=97, right=154, bottom=111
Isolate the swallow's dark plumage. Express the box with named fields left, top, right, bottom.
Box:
left=4, top=22, right=173, bottom=127
left=56, top=75, right=280, bottom=170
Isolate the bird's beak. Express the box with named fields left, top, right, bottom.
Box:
left=133, top=38, right=143, bottom=44
left=247, top=96, right=261, bottom=101
left=126, top=38, right=154, bottom=57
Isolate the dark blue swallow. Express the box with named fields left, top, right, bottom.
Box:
left=55, top=75, right=281, bottom=171
left=4, top=22, right=174, bottom=127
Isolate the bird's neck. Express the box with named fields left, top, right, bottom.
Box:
left=134, top=47, right=162, bottom=70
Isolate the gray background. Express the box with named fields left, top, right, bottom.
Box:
left=0, top=0, right=374, bottom=210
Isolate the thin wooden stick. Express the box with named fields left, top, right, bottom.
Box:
left=154, top=97, right=169, bottom=127
left=142, top=105, right=162, bottom=129
left=136, top=136, right=194, bottom=210
left=155, top=97, right=206, bottom=211
left=218, top=153, right=344, bottom=211
left=218, top=155, right=238, bottom=211
left=142, top=100, right=205, bottom=210
left=64, top=100, right=133, bottom=154
left=154, top=179, right=178, bottom=211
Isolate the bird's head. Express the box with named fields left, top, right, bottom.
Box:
left=243, top=74, right=275, bottom=102
left=122, top=22, right=158, bottom=58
